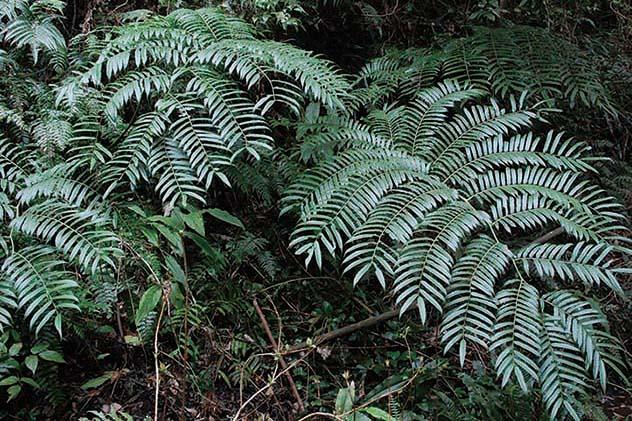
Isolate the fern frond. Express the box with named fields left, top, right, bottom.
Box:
left=441, top=235, right=511, bottom=365
left=398, top=80, right=486, bottom=157
left=103, top=66, right=173, bottom=121
left=17, top=163, right=102, bottom=207
left=288, top=153, right=425, bottom=267
left=443, top=132, right=595, bottom=185
left=0, top=135, right=35, bottom=194
left=0, top=274, right=17, bottom=332
left=102, top=111, right=168, bottom=195
left=490, top=194, right=624, bottom=244
left=491, top=279, right=540, bottom=392
left=2, top=245, right=79, bottom=335
left=343, top=179, right=456, bottom=286
left=168, top=107, right=232, bottom=189
left=544, top=291, right=625, bottom=390
left=197, top=39, right=350, bottom=111
left=393, top=202, right=490, bottom=322
left=149, top=138, right=207, bottom=208
left=9, top=201, right=121, bottom=273
left=4, top=13, right=65, bottom=63
left=538, top=314, right=586, bottom=421
left=282, top=149, right=426, bottom=217
left=298, top=115, right=391, bottom=161
left=186, top=67, right=273, bottom=156
left=31, top=111, right=73, bottom=152
left=516, top=242, right=623, bottom=294
left=285, top=77, right=629, bottom=418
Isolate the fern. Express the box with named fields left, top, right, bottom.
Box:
left=354, top=26, right=616, bottom=115
left=283, top=80, right=628, bottom=418
left=70, top=7, right=349, bottom=208
left=2, top=246, right=79, bottom=336
left=10, top=200, right=121, bottom=273
left=1, top=0, right=66, bottom=63
left=0, top=6, right=349, bottom=353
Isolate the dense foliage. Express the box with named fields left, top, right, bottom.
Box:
left=1, top=0, right=630, bottom=419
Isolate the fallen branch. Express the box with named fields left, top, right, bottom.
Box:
left=286, top=308, right=400, bottom=354
left=253, top=298, right=305, bottom=412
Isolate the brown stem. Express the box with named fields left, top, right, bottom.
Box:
left=286, top=308, right=400, bottom=354
left=153, top=300, right=166, bottom=421
left=253, top=298, right=305, bottom=413
left=532, top=227, right=565, bottom=244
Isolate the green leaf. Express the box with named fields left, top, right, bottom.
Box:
left=54, top=314, right=63, bottom=338
left=335, top=383, right=355, bottom=415
left=0, top=376, right=18, bottom=386
left=361, top=407, right=391, bottom=420
left=8, top=343, right=22, bottom=356
left=135, top=285, right=162, bottom=326
left=127, top=205, right=147, bottom=217
left=6, top=384, right=21, bottom=401
left=81, top=373, right=113, bottom=390
left=185, top=232, right=217, bottom=256
left=39, top=350, right=65, bottom=363
left=25, top=355, right=38, bottom=374
left=141, top=227, right=160, bottom=247
left=20, top=377, right=39, bottom=388
left=205, top=208, right=244, bottom=229
left=165, top=255, right=186, bottom=284
left=181, top=210, right=205, bottom=236
left=31, top=343, right=48, bottom=354
left=154, top=223, right=184, bottom=255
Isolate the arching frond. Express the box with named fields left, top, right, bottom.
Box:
left=102, top=111, right=168, bottom=195
left=284, top=79, right=629, bottom=419
left=441, top=235, right=511, bottom=365
left=9, top=201, right=121, bottom=273
left=393, top=202, right=490, bottom=322
left=397, top=80, right=486, bottom=157
left=516, top=242, right=623, bottom=294
left=538, top=315, right=586, bottom=421
left=2, top=246, right=79, bottom=336
left=343, top=179, right=456, bottom=286
left=149, top=138, right=207, bottom=208
left=491, top=279, right=540, bottom=392
left=3, top=12, right=65, bottom=63
left=0, top=134, right=35, bottom=194
left=443, top=131, right=595, bottom=185
left=18, top=163, right=102, bottom=208
left=289, top=157, right=424, bottom=267
left=544, top=291, right=625, bottom=391
left=0, top=274, right=16, bottom=332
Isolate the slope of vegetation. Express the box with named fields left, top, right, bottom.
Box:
left=1, top=0, right=631, bottom=419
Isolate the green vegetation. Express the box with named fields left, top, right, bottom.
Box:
left=1, top=0, right=630, bottom=419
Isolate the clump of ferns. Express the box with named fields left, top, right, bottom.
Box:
left=43, top=8, right=351, bottom=218
left=283, top=80, right=630, bottom=419
left=351, top=26, right=618, bottom=117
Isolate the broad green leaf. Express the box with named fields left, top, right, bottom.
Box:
left=165, top=255, right=186, bottom=284
left=81, top=373, right=113, bottom=390
left=7, top=384, right=21, bottom=401
left=0, top=376, right=18, bottom=386
left=135, top=285, right=162, bottom=326
left=39, top=350, right=65, bottom=363
left=25, top=355, right=38, bottom=374
left=205, top=208, right=244, bottom=229
left=8, top=343, right=22, bottom=356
